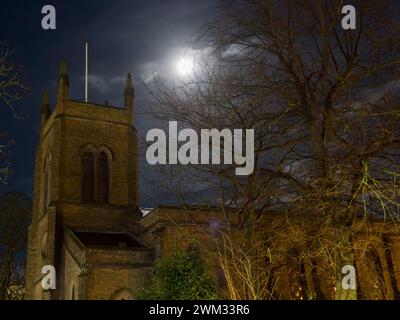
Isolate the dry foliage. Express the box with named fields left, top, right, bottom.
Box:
left=145, top=0, right=400, bottom=299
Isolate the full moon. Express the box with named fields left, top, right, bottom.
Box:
left=175, top=56, right=194, bottom=76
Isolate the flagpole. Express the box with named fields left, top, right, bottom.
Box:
left=85, top=42, right=88, bottom=102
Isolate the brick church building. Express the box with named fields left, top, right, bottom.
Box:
left=24, top=61, right=219, bottom=300
left=25, top=61, right=400, bottom=300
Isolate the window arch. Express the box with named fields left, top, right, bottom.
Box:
left=382, top=236, right=400, bottom=299
left=41, top=154, right=52, bottom=217
left=41, top=232, right=48, bottom=261
left=43, top=169, right=49, bottom=212
left=110, top=288, right=133, bottom=300
left=97, top=151, right=109, bottom=204
left=81, top=152, right=95, bottom=202
left=71, top=284, right=75, bottom=300
left=367, top=245, right=386, bottom=297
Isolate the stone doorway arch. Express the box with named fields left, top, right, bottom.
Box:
left=110, top=288, right=134, bottom=300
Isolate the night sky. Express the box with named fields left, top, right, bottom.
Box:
left=0, top=0, right=216, bottom=207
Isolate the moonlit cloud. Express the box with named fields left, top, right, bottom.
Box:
left=175, top=56, right=194, bottom=76
left=140, top=61, right=161, bottom=84
left=140, top=46, right=213, bottom=84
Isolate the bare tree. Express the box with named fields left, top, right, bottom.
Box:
left=146, top=0, right=400, bottom=299
left=0, top=192, right=31, bottom=300
left=0, top=41, right=29, bottom=184
left=0, top=41, right=28, bottom=115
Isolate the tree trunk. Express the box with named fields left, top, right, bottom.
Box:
left=0, top=247, right=13, bottom=300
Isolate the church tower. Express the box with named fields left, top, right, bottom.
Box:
left=25, top=61, right=153, bottom=300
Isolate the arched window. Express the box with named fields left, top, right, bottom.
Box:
left=41, top=156, right=52, bottom=216
left=81, top=152, right=95, bottom=202
left=367, top=245, right=386, bottom=297
left=97, top=152, right=109, bottom=204
left=382, top=237, right=400, bottom=299
left=71, top=284, right=75, bottom=300
left=43, top=169, right=49, bottom=213
left=41, top=232, right=48, bottom=261
left=111, top=288, right=133, bottom=300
